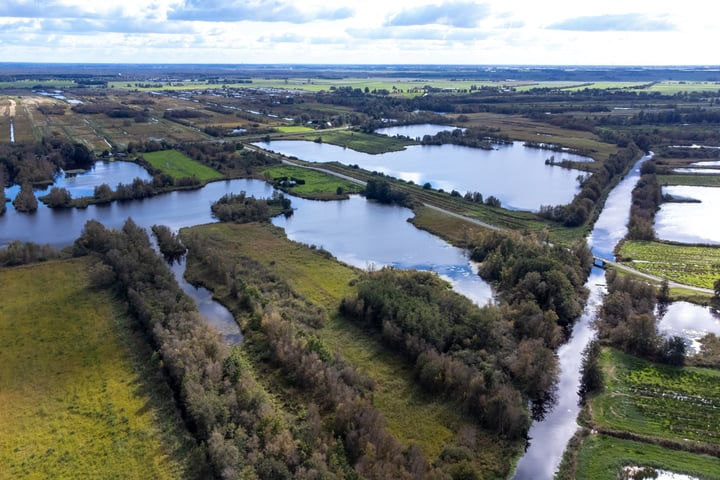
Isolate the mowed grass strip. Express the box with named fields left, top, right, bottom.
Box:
left=658, top=173, right=720, bottom=187
left=260, top=164, right=363, bottom=198
left=181, top=222, right=512, bottom=471
left=0, top=259, right=195, bottom=479
left=574, top=434, right=720, bottom=480
left=619, top=240, right=720, bottom=289
left=142, top=149, right=223, bottom=181
left=590, top=348, right=720, bottom=445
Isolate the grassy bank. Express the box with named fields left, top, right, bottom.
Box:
left=619, top=240, right=720, bottom=289
left=142, top=149, right=223, bottom=181
left=0, top=258, right=198, bottom=479
left=180, top=222, right=520, bottom=477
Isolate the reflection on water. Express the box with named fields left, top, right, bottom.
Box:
left=259, top=140, right=589, bottom=211
left=656, top=186, right=720, bottom=244
left=657, top=302, right=720, bottom=353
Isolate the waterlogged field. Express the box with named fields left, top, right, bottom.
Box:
left=574, top=434, right=720, bottom=480
left=619, top=240, right=720, bottom=289
left=590, top=349, right=720, bottom=446
left=260, top=164, right=363, bottom=198
left=0, top=259, right=196, bottom=479
left=142, top=149, right=223, bottom=181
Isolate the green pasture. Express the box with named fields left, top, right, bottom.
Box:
left=141, top=149, right=223, bottom=181
left=646, top=81, right=720, bottom=94
left=574, top=434, right=720, bottom=480
left=0, top=259, right=195, bottom=479
left=619, top=240, right=720, bottom=289
left=590, top=348, right=720, bottom=445
left=260, top=164, right=363, bottom=199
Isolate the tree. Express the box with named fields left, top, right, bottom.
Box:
left=578, top=339, right=603, bottom=401
left=714, top=278, right=720, bottom=299
left=40, top=187, right=73, bottom=208
left=12, top=183, right=38, bottom=212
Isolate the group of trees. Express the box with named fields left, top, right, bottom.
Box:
left=363, top=178, right=411, bottom=207
left=626, top=161, right=662, bottom=241
left=180, top=230, right=448, bottom=479
left=420, top=127, right=511, bottom=150
left=210, top=191, right=292, bottom=223
left=74, top=219, right=369, bottom=479
left=595, top=270, right=686, bottom=365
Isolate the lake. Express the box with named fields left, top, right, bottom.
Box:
left=258, top=139, right=591, bottom=211
left=655, top=186, right=720, bottom=244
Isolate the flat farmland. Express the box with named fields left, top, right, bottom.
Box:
left=619, top=240, right=720, bottom=289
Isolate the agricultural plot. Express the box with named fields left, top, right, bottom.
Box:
left=590, top=348, right=720, bottom=446
left=142, top=149, right=223, bottom=181
left=619, top=240, right=720, bottom=289
left=0, top=259, right=195, bottom=479
left=574, top=434, right=720, bottom=480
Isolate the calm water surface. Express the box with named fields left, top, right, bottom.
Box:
left=259, top=140, right=590, bottom=211
left=658, top=302, right=720, bottom=353
left=655, top=186, right=720, bottom=244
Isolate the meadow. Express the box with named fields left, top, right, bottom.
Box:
left=0, top=258, right=198, bottom=479
left=619, top=240, right=720, bottom=289
left=142, top=149, right=223, bottom=181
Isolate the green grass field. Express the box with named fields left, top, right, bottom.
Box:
left=590, top=348, right=720, bottom=445
left=574, top=434, right=720, bottom=480
left=619, top=240, right=720, bottom=289
left=0, top=259, right=197, bottom=479
left=142, top=149, right=223, bottom=181
left=260, top=164, right=363, bottom=199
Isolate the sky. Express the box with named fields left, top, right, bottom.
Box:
left=0, top=0, right=716, bottom=65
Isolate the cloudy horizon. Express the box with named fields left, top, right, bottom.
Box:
left=0, top=0, right=716, bottom=65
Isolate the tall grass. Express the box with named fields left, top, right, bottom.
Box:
left=0, top=259, right=198, bottom=479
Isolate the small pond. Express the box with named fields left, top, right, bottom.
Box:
left=655, top=186, right=720, bottom=244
